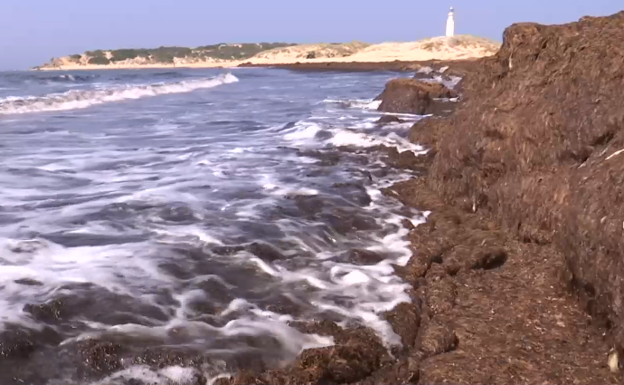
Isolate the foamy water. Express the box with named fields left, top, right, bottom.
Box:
left=0, top=68, right=438, bottom=384
left=0, top=73, right=238, bottom=114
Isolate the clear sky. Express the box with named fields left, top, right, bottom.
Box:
left=0, top=1, right=621, bottom=70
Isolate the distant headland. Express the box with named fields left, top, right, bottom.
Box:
left=34, top=36, right=500, bottom=71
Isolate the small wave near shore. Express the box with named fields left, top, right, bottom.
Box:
left=0, top=73, right=239, bottom=114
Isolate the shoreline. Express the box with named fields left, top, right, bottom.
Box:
left=217, top=12, right=624, bottom=385
left=31, top=60, right=446, bottom=73
left=32, top=56, right=486, bottom=78
left=32, top=59, right=477, bottom=74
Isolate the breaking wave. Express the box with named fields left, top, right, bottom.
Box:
left=0, top=73, right=239, bottom=115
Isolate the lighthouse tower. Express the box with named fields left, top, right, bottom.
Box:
left=446, top=7, right=455, bottom=37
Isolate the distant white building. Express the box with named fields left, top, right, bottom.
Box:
left=446, top=7, right=455, bottom=37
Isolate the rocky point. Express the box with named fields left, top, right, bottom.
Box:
left=219, top=10, right=624, bottom=385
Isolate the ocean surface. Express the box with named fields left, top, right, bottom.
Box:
left=0, top=68, right=428, bottom=384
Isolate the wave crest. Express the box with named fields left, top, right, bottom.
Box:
left=0, top=73, right=239, bottom=115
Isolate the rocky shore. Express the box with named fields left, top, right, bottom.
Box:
left=4, top=12, right=622, bottom=385
left=218, top=11, right=624, bottom=385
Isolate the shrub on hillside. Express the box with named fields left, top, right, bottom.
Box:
left=110, top=49, right=150, bottom=62
left=151, top=46, right=193, bottom=63
left=88, top=56, right=110, bottom=65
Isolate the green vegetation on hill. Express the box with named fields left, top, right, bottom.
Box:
left=86, top=50, right=110, bottom=65
left=58, top=43, right=296, bottom=66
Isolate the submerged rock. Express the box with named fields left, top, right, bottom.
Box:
left=376, top=115, right=403, bottom=125
left=217, top=321, right=389, bottom=385
left=376, top=78, right=458, bottom=116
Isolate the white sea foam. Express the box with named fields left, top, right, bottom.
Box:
left=328, top=128, right=427, bottom=154
left=0, top=70, right=436, bottom=383
left=323, top=98, right=381, bottom=110
left=0, top=73, right=239, bottom=115
left=94, top=365, right=203, bottom=385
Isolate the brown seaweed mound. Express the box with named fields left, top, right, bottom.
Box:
left=410, top=11, right=624, bottom=354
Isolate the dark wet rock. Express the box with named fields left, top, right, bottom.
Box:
left=322, top=209, right=380, bottom=235
left=40, top=231, right=148, bottom=248
left=134, top=346, right=209, bottom=369
left=331, top=181, right=372, bottom=206
left=77, top=340, right=124, bottom=376
left=264, top=294, right=307, bottom=316
left=221, top=321, right=388, bottom=385
left=288, top=319, right=343, bottom=338
left=304, top=168, right=332, bottom=178
left=158, top=261, right=195, bottom=280
left=235, top=221, right=286, bottom=241
left=376, top=78, right=458, bottom=116
left=0, top=329, right=38, bottom=360
left=24, top=291, right=170, bottom=327
left=376, top=115, right=403, bottom=125
left=158, top=203, right=198, bottom=223
left=297, top=149, right=341, bottom=166
left=336, top=248, right=386, bottom=265
left=210, top=245, right=246, bottom=256
left=24, top=299, right=67, bottom=324
left=247, top=241, right=287, bottom=262
left=314, top=129, right=334, bottom=141
left=288, top=195, right=325, bottom=217
left=0, top=337, right=123, bottom=385
left=13, top=278, right=44, bottom=286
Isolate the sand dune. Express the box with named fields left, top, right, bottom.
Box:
left=246, top=36, right=498, bottom=64
left=36, top=36, right=500, bottom=71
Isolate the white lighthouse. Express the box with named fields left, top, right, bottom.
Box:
left=446, top=7, right=455, bottom=37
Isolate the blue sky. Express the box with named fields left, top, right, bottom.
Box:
left=0, top=1, right=621, bottom=70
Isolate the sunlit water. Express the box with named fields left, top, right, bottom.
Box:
left=0, top=67, right=427, bottom=384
